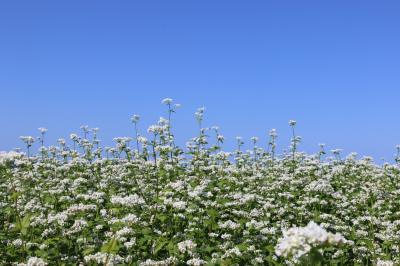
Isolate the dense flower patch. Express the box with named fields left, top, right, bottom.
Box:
left=1, top=100, right=400, bottom=265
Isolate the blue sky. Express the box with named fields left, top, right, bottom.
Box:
left=1, top=1, right=400, bottom=161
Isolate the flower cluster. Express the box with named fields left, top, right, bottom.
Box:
left=275, top=221, right=347, bottom=261
left=1, top=99, right=399, bottom=265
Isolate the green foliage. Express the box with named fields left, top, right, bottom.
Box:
left=1, top=104, right=399, bottom=265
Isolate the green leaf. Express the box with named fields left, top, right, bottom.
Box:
left=237, top=243, right=248, bottom=252
left=167, top=241, right=178, bottom=254
left=203, top=245, right=215, bottom=253
left=101, top=238, right=120, bottom=254
left=206, top=209, right=219, bottom=218
left=21, top=214, right=32, bottom=235
left=83, top=247, right=95, bottom=255
left=157, top=214, right=168, bottom=223
left=15, top=214, right=32, bottom=236
left=154, top=240, right=167, bottom=254
left=11, top=192, right=21, bottom=201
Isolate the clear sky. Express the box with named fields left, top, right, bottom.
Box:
left=1, top=1, right=400, bottom=161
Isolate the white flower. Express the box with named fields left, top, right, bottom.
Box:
left=222, top=247, right=242, bottom=259
left=84, top=252, right=123, bottom=265
left=251, top=136, right=258, bottom=143
left=376, top=259, right=394, bottom=266
left=195, top=107, right=206, bottom=122
left=111, top=194, right=145, bottom=206
left=331, top=149, right=343, bottom=155
left=23, top=257, right=47, bottom=266
left=70, top=133, right=79, bottom=140
left=64, top=219, right=88, bottom=236
left=116, top=227, right=132, bottom=239
left=139, top=257, right=177, bottom=266
left=186, top=258, right=207, bottom=266
left=12, top=239, right=23, bottom=247
left=172, top=201, right=187, bottom=210
left=218, top=220, right=240, bottom=230
left=275, top=221, right=347, bottom=260
left=137, top=136, right=148, bottom=143
left=161, top=98, right=173, bottom=105
left=0, top=151, right=23, bottom=165
left=177, top=240, right=197, bottom=253
left=305, top=179, right=334, bottom=194
left=269, top=129, right=277, bottom=137
left=38, top=127, right=48, bottom=134
left=124, top=238, right=136, bottom=249
left=131, top=114, right=140, bottom=123
left=19, top=136, right=35, bottom=145
left=235, top=136, right=243, bottom=141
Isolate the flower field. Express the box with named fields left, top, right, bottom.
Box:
left=1, top=100, right=400, bottom=265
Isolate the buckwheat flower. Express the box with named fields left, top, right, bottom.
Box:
left=64, top=219, right=88, bottom=236
left=120, top=213, right=139, bottom=224
left=66, top=204, right=97, bottom=214
left=169, top=180, right=185, bottom=191
left=131, top=114, right=140, bottom=123
left=0, top=151, right=23, bottom=165
left=158, top=117, right=169, bottom=125
left=139, top=257, right=177, bottom=266
left=235, top=137, right=244, bottom=149
left=195, top=107, right=206, bottom=122
left=172, top=200, right=187, bottom=210
left=84, top=252, right=123, bottom=265
left=38, top=128, right=48, bottom=134
left=19, top=136, right=35, bottom=145
left=147, top=125, right=164, bottom=134
left=137, top=136, right=147, bottom=143
left=221, top=233, right=232, bottom=239
left=331, top=149, right=343, bottom=155
left=80, top=125, right=89, bottom=130
left=70, top=133, right=79, bottom=140
left=124, top=239, right=136, bottom=249
left=161, top=98, right=173, bottom=105
left=186, top=258, right=207, bottom=266
left=253, top=257, right=264, bottom=264
left=209, top=233, right=219, bottom=237
left=174, top=103, right=181, bottom=109
left=219, top=220, right=240, bottom=230
left=110, top=194, right=145, bottom=206
left=12, top=239, right=23, bottom=247
left=222, top=247, right=242, bottom=259
left=251, top=137, right=259, bottom=143
left=25, top=257, right=47, bottom=266
left=377, top=259, right=394, bottom=266
left=116, top=227, right=132, bottom=239
left=305, top=179, right=334, bottom=194
left=269, top=129, right=277, bottom=137
left=289, top=120, right=297, bottom=126
left=178, top=240, right=197, bottom=253
left=275, top=221, right=347, bottom=260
